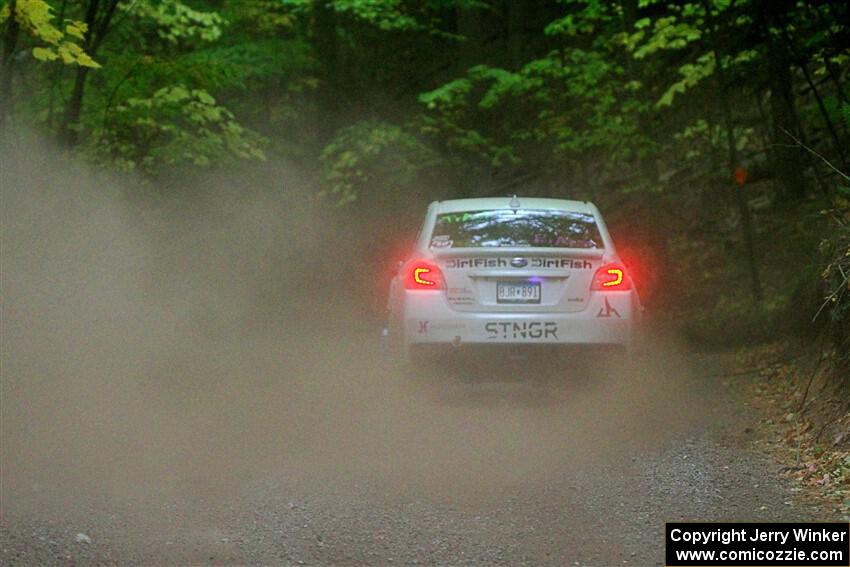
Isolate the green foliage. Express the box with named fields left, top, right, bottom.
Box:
left=628, top=15, right=702, bottom=58
left=224, top=0, right=304, bottom=34
left=621, top=1, right=767, bottom=108
left=419, top=76, right=472, bottom=111
left=657, top=52, right=715, bottom=108
left=320, top=121, right=442, bottom=205
left=623, top=3, right=721, bottom=108
left=419, top=42, right=652, bottom=175
left=3, top=0, right=848, bottom=227
left=332, top=0, right=421, bottom=31
left=1, top=0, right=99, bottom=67
left=418, top=69, right=520, bottom=168
left=88, top=85, right=266, bottom=173
left=124, top=0, right=226, bottom=45
left=173, top=38, right=315, bottom=92
left=544, top=0, right=617, bottom=38
left=46, top=0, right=293, bottom=174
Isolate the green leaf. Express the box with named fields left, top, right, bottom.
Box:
left=65, top=21, right=88, bottom=40
left=656, top=52, right=715, bottom=107
left=195, top=90, right=216, bottom=105
left=32, top=46, right=58, bottom=61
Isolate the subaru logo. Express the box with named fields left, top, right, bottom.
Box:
left=510, top=257, right=528, bottom=268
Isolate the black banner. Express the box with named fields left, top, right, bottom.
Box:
left=665, top=522, right=849, bottom=566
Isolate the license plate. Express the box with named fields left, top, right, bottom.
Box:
left=497, top=281, right=541, bottom=304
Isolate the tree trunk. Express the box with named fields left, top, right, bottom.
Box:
left=701, top=0, right=762, bottom=301
left=60, top=0, right=119, bottom=147
left=617, top=0, right=636, bottom=26
left=46, top=0, right=69, bottom=130
left=767, top=45, right=807, bottom=201
left=620, top=0, right=658, bottom=188
left=455, top=2, right=484, bottom=73
left=313, top=0, right=340, bottom=139
left=1, top=0, right=20, bottom=139
left=505, top=0, right=524, bottom=69
left=62, top=68, right=93, bottom=145
left=60, top=0, right=100, bottom=145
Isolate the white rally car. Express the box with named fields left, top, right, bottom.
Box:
left=385, top=197, right=641, bottom=363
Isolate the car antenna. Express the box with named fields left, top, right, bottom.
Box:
left=509, top=194, right=520, bottom=213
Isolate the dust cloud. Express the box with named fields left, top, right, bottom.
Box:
left=1, top=134, right=706, bottom=528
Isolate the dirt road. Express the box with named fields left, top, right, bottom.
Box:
left=1, top=326, right=822, bottom=566
left=0, top=151, right=826, bottom=565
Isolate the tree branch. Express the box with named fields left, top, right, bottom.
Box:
left=780, top=127, right=850, bottom=182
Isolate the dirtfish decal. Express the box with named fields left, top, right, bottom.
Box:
left=445, top=258, right=508, bottom=268
left=530, top=258, right=592, bottom=269
left=444, top=258, right=593, bottom=269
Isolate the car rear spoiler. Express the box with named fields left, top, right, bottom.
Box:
left=430, top=247, right=605, bottom=259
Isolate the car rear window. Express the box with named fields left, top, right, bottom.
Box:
left=430, top=209, right=603, bottom=249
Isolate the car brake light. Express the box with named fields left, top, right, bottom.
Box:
left=403, top=261, right=445, bottom=290
left=591, top=262, right=631, bottom=290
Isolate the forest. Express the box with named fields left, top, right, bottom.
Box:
left=3, top=0, right=847, bottom=370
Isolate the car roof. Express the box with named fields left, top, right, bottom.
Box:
left=430, top=197, right=597, bottom=215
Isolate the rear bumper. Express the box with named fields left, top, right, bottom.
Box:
left=398, top=290, right=638, bottom=349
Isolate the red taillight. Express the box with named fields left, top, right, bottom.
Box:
left=403, top=261, right=445, bottom=290
left=591, top=262, right=631, bottom=291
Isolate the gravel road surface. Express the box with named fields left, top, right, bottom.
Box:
left=0, top=126, right=831, bottom=567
